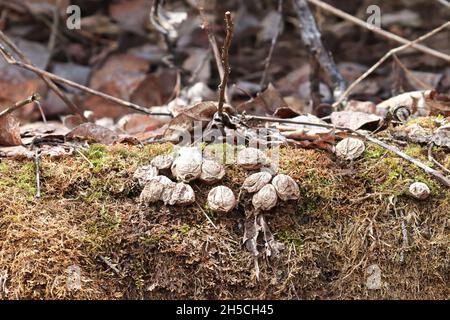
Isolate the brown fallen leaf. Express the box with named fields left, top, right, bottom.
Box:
left=66, top=123, right=118, bottom=145
left=0, top=145, right=33, bottom=159
left=0, top=114, right=22, bottom=146
left=331, top=111, right=382, bottom=131
left=116, top=113, right=166, bottom=135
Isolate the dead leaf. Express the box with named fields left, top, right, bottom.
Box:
left=116, top=113, right=165, bottom=135
left=66, top=123, right=118, bottom=145
left=0, top=114, right=22, bottom=146
left=331, top=111, right=382, bottom=131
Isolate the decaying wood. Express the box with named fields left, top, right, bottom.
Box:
left=293, top=0, right=346, bottom=104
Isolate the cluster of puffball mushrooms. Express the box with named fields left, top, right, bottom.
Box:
left=136, top=147, right=300, bottom=213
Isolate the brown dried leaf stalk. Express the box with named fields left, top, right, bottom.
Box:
left=217, top=11, right=233, bottom=117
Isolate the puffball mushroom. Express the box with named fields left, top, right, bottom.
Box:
left=207, top=186, right=236, bottom=213
left=151, top=154, right=173, bottom=171
left=200, top=159, right=225, bottom=184
left=171, top=147, right=202, bottom=182
left=166, top=182, right=195, bottom=206
left=139, top=175, right=175, bottom=205
left=335, top=137, right=365, bottom=160
left=252, top=184, right=278, bottom=211
left=237, top=147, right=268, bottom=170
left=271, top=174, right=300, bottom=201
left=133, top=165, right=159, bottom=187
left=242, top=171, right=273, bottom=193
left=409, top=182, right=430, bottom=200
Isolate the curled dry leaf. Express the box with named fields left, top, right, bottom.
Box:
left=335, top=137, right=365, bottom=160
left=242, top=171, right=273, bottom=193
left=200, top=159, right=225, bottom=184
left=139, top=175, right=175, bottom=205
left=133, top=165, right=159, bottom=187
left=171, top=147, right=203, bottom=182
left=0, top=114, right=22, bottom=146
left=207, top=186, right=236, bottom=213
left=165, top=182, right=195, bottom=206
left=237, top=147, right=268, bottom=170
left=252, top=184, right=278, bottom=211
left=150, top=154, right=174, bottom=170
left=409, top=182, right=430, bottom=200
left=271, top=174, right=300, bottom=201
left=433, top=124, right=450, bottom=148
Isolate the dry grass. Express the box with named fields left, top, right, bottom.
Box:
left=0, top=141, right=448, bottom=299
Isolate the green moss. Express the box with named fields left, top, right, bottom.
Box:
left=406, top=117, right=438, bottom=130
left=404, top=144, right=424, bottom=159
left=365, top=144, right=386, bottom=159
left=179, top=224, right=190, bottom=235
left=277, top=230, right=302, bottom=251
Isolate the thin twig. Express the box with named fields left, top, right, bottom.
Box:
left=47, top=0, right=60, bottom=56
left=392, top=54, right=433, bottom=90
left=436, top=0, right=450, bottom=8
left=0, top=44, right=173, bottom=117
left=217, top=11, right=233, bottom=117
left=307, top=0, right=450, bottom=63
left=260, top=0, right=283, bottom=89
left=98, top=255, right=121, bottom=276
left=198, top=6, right=224, bottom=81
left=0, top=30, right=87, bottom=120
left=0, top=94, right=40, bottom=118
left=34, top=149, right=41, bottom=198
left=333, top=21, right=450, bottom=107
left=196, top=202, right=218, bottom=229
left=428, top=143, right=450, bottom=174
left=34, top=100, right=47, bottom=124
left=243, top=114, right=450, bottom=187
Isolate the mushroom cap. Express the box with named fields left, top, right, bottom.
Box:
left=133, top=165, right=159, bottom=187
left=200, top=159, right=225, bottom=184
left=237, top=147, right=268, bottom=170
left=409, top=182, right=430, bottom=200
left=271, top=174, right=300, bottom=201
left=252, top=184, right=278, bottom=211
left=207, top=186, right=236, bottom=213
left=151, top=154, right=174, bottom=170
left=242, top=171, right=273, bottom=193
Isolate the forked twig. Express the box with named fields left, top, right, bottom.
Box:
left=0, top=43, right=173, bottom=117
left=306, top=0, right=450, bottom=63
left=333, top=21, right=450, bottom=107
left=0, top=94, right=40, bottom=118
left=0, top=30, right=86, bottom=120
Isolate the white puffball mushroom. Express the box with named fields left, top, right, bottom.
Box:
left=271, top=174, right=300, bottom=201
left=151, top=154, right=173, bottom=170
left=237, top=147, right=268, bottom=170
left=139, top=175, right=175, bottom=205
left=409, top=182, right=430, bottom=200
left=335, top=137, right=365, bottom=160
left=133, top=165, right=159, bottom=187
left=171, top=147, right=202, bottom=182
left=207, top=186, right=236, bottom=213
left=252, top=184, right=278, bottom=211
left=242, top=171, right=273, bottom=193
left=166, top=182, right=195, bottom=206
left=200, top=159, right=225, bottom=184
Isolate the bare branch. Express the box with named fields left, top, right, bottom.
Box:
left=333, top=21, right=450, bottom=107
left=217, top=11, right=233, bottom=116
left=307, top=0, right=450, bottom=63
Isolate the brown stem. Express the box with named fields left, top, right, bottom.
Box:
left=217, top=11, right=233, bottom=116
left=0, top=94, right=40, bottom=118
